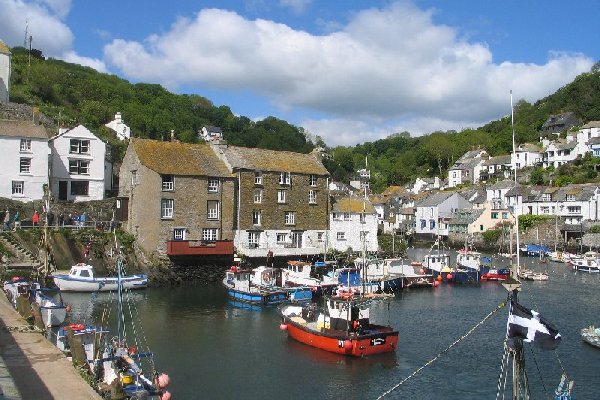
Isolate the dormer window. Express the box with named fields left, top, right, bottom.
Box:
left=279, top=172, right=291, bottom=185
left=566, top=194, right=575, bottom=201
left=162, top=175, right=174, bottom=191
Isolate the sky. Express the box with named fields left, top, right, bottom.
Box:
left=0, top=0, right=598, bottom=147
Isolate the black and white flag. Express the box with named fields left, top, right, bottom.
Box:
left=507, top=300, right=561, bottom=350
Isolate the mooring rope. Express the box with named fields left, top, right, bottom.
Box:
left=376, top=300, right=507, bottom=400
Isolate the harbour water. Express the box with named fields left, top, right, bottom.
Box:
left=57, top=248, right=600, bottom=399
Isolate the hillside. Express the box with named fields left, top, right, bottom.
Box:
left=7, top=46, right=315, bottom=157
left=6, top=46, right=600, bottom=192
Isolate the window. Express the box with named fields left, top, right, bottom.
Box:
left=491, top=212, right=498, bottom=219
left=208, top=179, right=219, bottom=193
left=277, top=190, right=287, bottom=204
left=502, top=212, right=508, bottom=219
left=360, top=213, right=366, bottom=223
left=276, top=233, right=288, bottom=243
left=429, top=219, right=435, bottom=229
left=254, top=171, right=262, bottom=185
left=285, top=211, right=296, bottom=225
left=309, top=175, right=317, bottom=186
left=207, top=200, right=220, bottom=220
left=161, top=199, right=174, bottom=219
left=254, top=189, right=262, bottom=203
left=337, top=232, right=346, bottom=240
left=308, top=190, right=317, bottom=204
left=480, top=225, right=484, bottom=231
left=173, top=228, right=186, bottom=241
left=162, top=175, right=174, bottom=191
left=248, top=232, right=260, bottom=248
left=203, top=228, right=218, bottom=242
left=12, top=181, right=24, bottom=195
left=279, top=172, right=291, bottom=185
left=420, top=219, right=426, bottom=229
left=317, top=232, right=324, bottom=242
left=131, top=170, right=139, bottom=186
left=333, top=213, right=342, bottom=221
left=70, top=139, right=90, bottom=154
left=567, top=206, right=581, bottom=214
left=343, top=213, right=350, bottom=221
left=252, top=210, right=261, bottom=225
left=19, top=158, right=31, bottom=173
left=69, top=160, right=90, bottom=175
left=19, top=139, right=31, bottom=151
left=566, top=194, right=575, bottom=201
left=71, top=181, right=89, bottom=196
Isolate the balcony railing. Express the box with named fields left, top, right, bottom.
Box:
left=166, top=239, right=234, bottom=256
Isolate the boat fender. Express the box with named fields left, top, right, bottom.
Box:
left=261, top=271, right=270, bottom=282
left=160, top=391, right=172, bottom=400
left=343, top=340, right=353, bottom=350
left=352, top=320, right=359, bottom=330
left=68, top=324, right=85, bottom=331
left=157, top=373, right=170, bottom=389
left=279, top=323, right=288, bottom=331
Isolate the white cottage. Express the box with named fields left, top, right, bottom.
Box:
left=105, top=112, right=131, bottom=141
left=511, top=143, right=543, bottom=169
left=49, top=125, right=109, bottom=201
left=415, top=191, right=472, bottom=237
left=329, top=196, right=378, bottom=253
left=0, top=120, right=49, bottom=201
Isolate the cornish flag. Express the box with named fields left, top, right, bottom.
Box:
left=507, top=300, right=561, bottom=350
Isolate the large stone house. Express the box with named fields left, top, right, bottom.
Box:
left=329, top=196, right=378, bottom=253
left=210, top=141, right=330, bottom=258
left=0, top=120, right=49, bottom=201
left=49, top=125, right=111, bottom=201
left=118, top=139, right=236, bottom=256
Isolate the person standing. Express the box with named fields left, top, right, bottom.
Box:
left=13, top=211, right=20, bottom=230
left=80, top=212, right=87, bottom=228
left=58, top=212, right=64, bottom=227
left=32, top=210, right=40, bottom=227
left=47, top=210, right=55, bottom=227
left=2, top=209, right=9, bottom=231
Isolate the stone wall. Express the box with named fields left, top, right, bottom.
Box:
left=0, top=102, right=54, bottom=128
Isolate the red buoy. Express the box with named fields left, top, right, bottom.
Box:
left=419, top=268, right=425, bottom=274
left=446, top=273, right=453, bottom=280
left=343, top=340, right=353, bottom=350
left=279, top=323, right=288, bottom=331
left=433, top=280, right=440, bottom=287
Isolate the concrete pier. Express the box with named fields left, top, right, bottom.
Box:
left=0, top=295, right=101, bottom=399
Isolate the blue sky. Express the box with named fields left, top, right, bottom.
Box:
left=0, top=0, right=598, bottom=146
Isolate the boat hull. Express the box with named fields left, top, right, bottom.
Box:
left=429, top=269, right=479, bottom=284
left=225, top=287, right=287, bottom=305
left=52, top=275, right=148, bottom=292
left=282, top=318, right=398, bottom=357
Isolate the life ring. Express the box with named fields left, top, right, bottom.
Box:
left=261, top=271, right=270, bottom=282
left=68, top=324, right=85, bottom=331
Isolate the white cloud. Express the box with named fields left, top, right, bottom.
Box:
left=102, top=1, right=593, bottom=146
left=279, top=0, right=311, bottom=14
left=62, top=50, right=107, bottom=73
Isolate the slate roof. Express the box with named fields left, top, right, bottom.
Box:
left=553, top=140, right=577, bottom=151
left=517, top=143, right=542, bottom=152
left=415, top=191, right=454, bottom=207
left=449, top=208, right=484, bottom=225
left=331, top=196, right=376, bottom=213
left=132, top=138, right=233, bottom=177
left=581, top=121, right=600, bottom=129
left=0, top=119, right=48, bottom=139
left=483, top=154, right=512, bottom=166
left=487, top=180, right=515, bottom=190
left=215, top=144, right=329, bottom=176
left=586, top=137, right=600, bottom=145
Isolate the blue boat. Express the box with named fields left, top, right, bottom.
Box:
left=222, top=266, right=293, bottom=305
left=520, top=244, right=550, bottom=257
left=423, top=252, right=480, bottom=284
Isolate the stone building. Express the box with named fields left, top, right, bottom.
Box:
left=118, top=138, right=236, bottom=256
left=210, top=141, right=330, bottom=258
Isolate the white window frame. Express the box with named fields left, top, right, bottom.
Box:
left=173, top=228, right=186, bottom=240
left=360, top=213, right=366, bottom=223
left=162, top=175, right=174, bottom=191
left=279, top=172, right=291, bottom=185
left=254, top=188, right=263, bottom=203
left=276, top=233, right=288, bottom=243
left=131, top=170, right=139, bottom=186
left=252, top=210, right=262, bottom=226
left=248, top=232, right=261, bottom=248
left=317, top=232, right=324, bottom=242
left=70, top=139, right=90, bottom=154
left=12, top=181, right=24, bottom=195
left=278, top=190, right=287, bottom=204
left=69, top=160, right=90, bottom=175
left=309, top=174, right=317, bottom=187
left=19, top=158, right=31, bottom=174
left=161, top=199, right=174, bottom=219
left=208, top=179, right=219, bottom=193
left=203, top=228, right=219, bottom=242
left=333, top=213, right=342, bottom=221
left=343, top=213, right=350, bottom=221
left=254, top=171, right=263, bottom=185
left=19, top=139, right=31, bottom=152
left=207, top=200, right=220, bottom=220
left=337, top=232, right=346, bottom=240
left=285, top=211, right=296, bottom=225
left=566, top=194, right=575, bottom=201
left=308, top=190, right=317, bottom=204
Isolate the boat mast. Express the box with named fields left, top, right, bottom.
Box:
left=511, top=90, right=521, bottom=277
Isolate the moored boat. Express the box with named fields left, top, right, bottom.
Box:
left=223, top=266, right=288, bottom=305
left=480, top=268, right=510, bottom=281
left=278, top=292, right=398, bottom=357
left=52, top=263, right=149, bottom=292
left=281, top=260, right=338, bottom=296
left=3, top=277, right=67, bottom=327
left=569, top=251, right=600, bottom=273
left=581, top=325, right=600, bottom=349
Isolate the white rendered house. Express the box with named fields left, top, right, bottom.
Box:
left=0, top=120, right=49, bottom=201
left=49, top=125, right=109, bottom=201
left=511, top=143, right=542, bottom=169
left=329, top=197, right=379, bottom=253
left=105, top=112, right=131, bottom=141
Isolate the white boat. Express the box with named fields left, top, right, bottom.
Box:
left=281, top=260, right=338, bottom=295
left=581, top=325, right=600, bottom=349
left=569, top=251, right=600, bottom=273
left=52, top=263, right=149, bottom=292
left=518, top=269, right=549, bottom=281
left=3, top=277, right=67, bottom=327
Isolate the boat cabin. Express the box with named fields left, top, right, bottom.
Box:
left=251, top=266, right=280, bottom=287
left=424, top=253, right=451, bottom=273
left=326, top=297, right=371, bottom=331
left=68, top=263, right=97, bottom=279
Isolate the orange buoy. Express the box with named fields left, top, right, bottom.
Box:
left=436, top=275, right=443, bottom=282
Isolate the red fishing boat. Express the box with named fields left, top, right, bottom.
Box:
left=278, top=292, right=398, bottom=357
